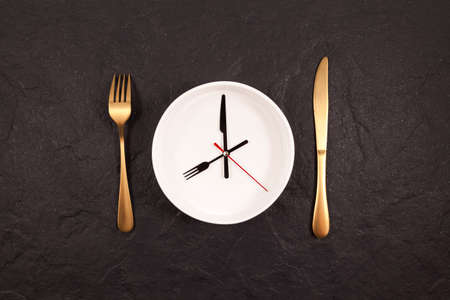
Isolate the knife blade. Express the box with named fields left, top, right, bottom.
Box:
left=314, top=57, right=328, bottom=151
left=220, top=94, right=229, bottom=178
left=312, top=57, right=330, bottom=239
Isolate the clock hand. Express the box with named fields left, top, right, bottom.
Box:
left=220, top=94, right=229, bottom=178
left=183, top=140, right=248, bottom=180
left=213, top=143, right=268, bottom=192
left=227, top=139, right=248, bottom=153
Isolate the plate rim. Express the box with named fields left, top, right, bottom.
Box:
left=152, top=81, right=295, bottom=224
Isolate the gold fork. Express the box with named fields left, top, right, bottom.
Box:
left=108, top=74, right=134, bottom=232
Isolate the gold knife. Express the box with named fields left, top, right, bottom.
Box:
left=312, top=57, right=330, bottom=239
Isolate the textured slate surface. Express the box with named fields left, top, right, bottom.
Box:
left=0, top=0, right=449, bottom=299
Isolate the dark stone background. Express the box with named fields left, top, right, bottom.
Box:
left=0, top=0, right=449, bottom=299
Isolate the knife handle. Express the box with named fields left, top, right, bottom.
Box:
left=312, top=150, right=329, bottom=238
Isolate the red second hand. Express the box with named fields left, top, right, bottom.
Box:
left=214, top=143, right=268, bottom=192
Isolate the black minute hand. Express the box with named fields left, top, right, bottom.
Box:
left=220, top=94, right=229, bottom=178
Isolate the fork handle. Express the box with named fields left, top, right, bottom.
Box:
left=312, top=150, right=329, bottom=238
left=117, top=126, right=134, bottom=232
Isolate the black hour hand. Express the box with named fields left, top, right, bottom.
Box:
left=183, top=140, right=248, bottom=180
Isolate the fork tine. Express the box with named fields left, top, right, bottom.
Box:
left=115, top=74, right=121, bottom=102
left=109, top=74, right=116, bottom=102
left=121, top=74, right=125, bottom=102
left=126, top=74, right=131, bottom=103
left=183, top=165, right=198, bottom=175
left=183, top=168, right=198, bottom=177
left=185, top=171, right=199, bottom=180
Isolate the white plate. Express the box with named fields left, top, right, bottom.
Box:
left=152, top=81, right=294, bottom=224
